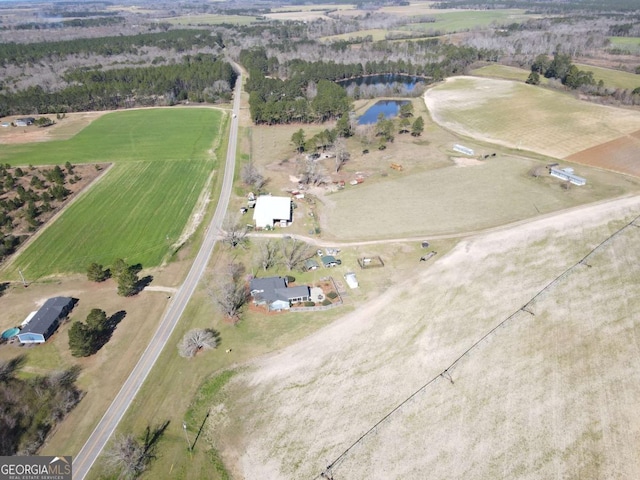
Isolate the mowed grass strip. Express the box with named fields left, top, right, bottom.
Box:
left=608, top=36, right=640, bottom=54
left=574, top=63, right=640, bottom=90
left=0, top=108, right=223, bottom=279
left=425, top=76, right=640, bottom=158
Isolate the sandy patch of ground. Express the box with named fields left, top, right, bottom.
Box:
left=452, top=156, right=484, bottom=167
left=0, top=112, right=107, bottom=145
left=218, top=194, right=640, bottom=479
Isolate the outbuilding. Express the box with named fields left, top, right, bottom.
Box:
left=253, top=196, right=293, bottom=229
left=17, top=297, right=75, bottom=344
left=321, top=255, right=341, bottom=268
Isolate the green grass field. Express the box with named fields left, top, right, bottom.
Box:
left=471, top=64, right=549, bottom=84
left=403, top=9, right=532, bottom=34
left=608, top=36, right=640, bottom=54
left=0, top=108, right=224, bottom=279
left=574, top=63, right=640, bottom=90
left=425, top=76, right=640, bottom=159
left=167, top=14, right=263, bottom=25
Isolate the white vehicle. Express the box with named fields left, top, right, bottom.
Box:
left=232, top=113, right=237, bottom=119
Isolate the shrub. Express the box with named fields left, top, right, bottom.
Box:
left=322, top=299, right=332, bottom=306
left=327, top=291, right=338, bottom=299
left=304, top=301, right=315, bottom=307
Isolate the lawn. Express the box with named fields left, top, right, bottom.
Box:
left=574, top=63, right=640, bottom=90
left=320, top=28, right=407, bottom=42
left=608, top=36, right=640, bottom=54
left=471, top=64, right=550, bottom=84
left=0, top=108, right=224, bottom=279
left=402, top=9, right=532, bottom=34
left=425, top=76, right=640, bottom=158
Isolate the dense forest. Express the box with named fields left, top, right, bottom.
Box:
left=0, top=356, right=83, bottom=456
left=0, top=29, right=224, bottom=67
left=241, top=43, right=496, bottom=125
left=0, top=54, right=236, bottom=115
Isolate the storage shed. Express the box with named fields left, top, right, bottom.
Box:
left=253, top=196, right=292, bottom=229
left=17, top=297, right=74, bottom=344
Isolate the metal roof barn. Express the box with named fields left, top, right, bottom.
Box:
left=253, top=196, right=292, bottom=228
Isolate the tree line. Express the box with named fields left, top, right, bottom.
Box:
left=0, top=29, right=224, bottom=66
left=15, top=16, right=125, bottom=30
left=0, top=54, right=236, bottom=116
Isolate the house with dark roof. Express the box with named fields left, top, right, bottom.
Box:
left=249, top=276, right=310, bottom=311
left=17, top=297, right=75, bottom=344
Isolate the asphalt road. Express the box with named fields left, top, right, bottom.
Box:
left=72, top=72, right=242, bottom=480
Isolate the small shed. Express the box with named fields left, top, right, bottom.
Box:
left=17, top=297, right=74, bottom=344
left=344, top=273, right=359, bottom=289
left=304, top=259, right=320, bottom=271
left=321, top=255, right=341, bottom=268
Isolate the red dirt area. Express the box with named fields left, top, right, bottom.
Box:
left=565, top=130, right=640, bottom=177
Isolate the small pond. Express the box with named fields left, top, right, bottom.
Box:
left=358, top=100, right=409, bottom=125
left=337, top=73, right=426, bottom=92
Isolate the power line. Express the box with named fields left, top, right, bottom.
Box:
left=315, top=213, right=640, bottom=479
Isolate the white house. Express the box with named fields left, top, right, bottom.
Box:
left=253, top=196, right=292, bottom=228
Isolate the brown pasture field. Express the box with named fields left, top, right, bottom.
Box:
left=216, top=195, right=640, bottom=479
left=0, top=112, right=107, bottom=145
left=567, top=130, right=640, bottom=177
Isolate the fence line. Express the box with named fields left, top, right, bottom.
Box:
left=315, top=213, right=640, bottom=479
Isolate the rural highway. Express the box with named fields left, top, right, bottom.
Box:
left=72, top=72, right=242, bottom=479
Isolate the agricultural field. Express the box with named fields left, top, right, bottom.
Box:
left=320, top=154, right=636, bottom=241
left=608, top=36, right=640, bottom=54
left=424, top=76, right=640, bottom=159
left=471, top=64, right=549, bottom=85
left=166, top=14, right=263, bottom=26
left=574, top=63, right=640, bottom=90
left=320, top=29, right=408, bottom=43
left=401, top=9, right=533, bottom=34
left=0, top=108, right=224, bottom=280
left=217, top=195, right=640, bottom=479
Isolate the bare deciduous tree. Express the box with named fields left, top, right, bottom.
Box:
left=334, top=137, right=350, bottom=173
left=528, top=166, right=547, bottom=178
left=255, top=239, right=279, bottom=271
left=298, top=157, right=328, bottom=185
left=241, top=161, right=265, bottom=190
left=104, top=435, right=150, bottom=479
left=178, top=329, right=219, bottom=358
left=280, top=238, right=310, bottom=271
left=220, top=215, right=249, bottom=249
left=208, top=262, right=247, bottom=322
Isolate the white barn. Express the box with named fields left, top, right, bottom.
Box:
left=253, top=196, right=292, bottom=229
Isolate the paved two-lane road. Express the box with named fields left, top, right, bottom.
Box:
left=72, top=72, right=243, bottom=480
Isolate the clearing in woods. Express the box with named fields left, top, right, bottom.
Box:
left=424, top=76, right=640, bottom=159
left=216, top=195, right=640, bottom=479
left=0, top=108, right=224, bottom=279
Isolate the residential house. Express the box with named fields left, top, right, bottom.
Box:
left=17, top=297, right=75, bottom=344
left=249, top=276, right=310, bottom=311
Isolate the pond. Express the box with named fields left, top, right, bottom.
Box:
left=357, top=100, right=409, bottom=125
left=337, top=73, right=426, bottom=91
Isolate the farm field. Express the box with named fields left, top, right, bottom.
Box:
left=402, top=9, right=532, bottom=34
left=471, top=64, right=549, bottom=85
left=320, top=155, right=636, bottom=241
left=567, top=131, right=640, bottom=177
left=608, top=36, right=640, bottom=54
left=574, top=63, right=640, bottom=90
left=0, top=108, right=224, bottom=279
left=217, top=195, right=640, bottom=479
left=166, top=14, right=263, bottom=25
left=425, top=76, right=640, bottom=159
left=320, top=28, right=408, bottom=42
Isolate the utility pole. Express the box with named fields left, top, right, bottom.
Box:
left=182, top=422, right=192, bottom=457
left=18, top=270, right=28, bottom=288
